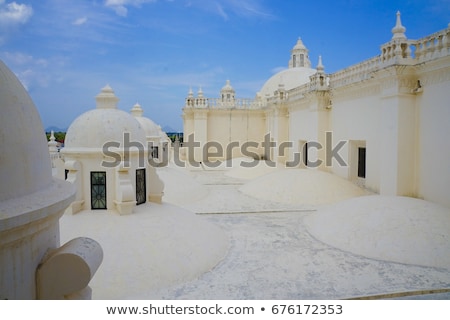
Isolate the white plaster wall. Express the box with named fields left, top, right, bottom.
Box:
left=207, top=111, right=231, bottom=159
left=64, top=151, right=147, bottom=211
left=416, top=75, right=450, bottom=208
left=193, top=111, right=208, bottom=162
left=205, top=110, right=265, bottom=160
left=329, top=88, right=381, bottom=192
left=288, top=106, right=322, bottom=167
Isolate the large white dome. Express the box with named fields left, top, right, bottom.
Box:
left=258, top=37, right=316, bottom=101
left=0, top=60, right=53, bottom=201
left=64, top=86, right=146, bottom=151
left=259, top=67, right=316, bottom=100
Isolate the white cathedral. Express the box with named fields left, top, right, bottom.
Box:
left=182, top=12, right=450, bottom=209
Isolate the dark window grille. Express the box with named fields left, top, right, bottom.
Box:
left=91, top=171, right=107, bottom=209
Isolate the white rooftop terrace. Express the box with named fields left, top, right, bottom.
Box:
left=60, top=160, right=450, bottom=299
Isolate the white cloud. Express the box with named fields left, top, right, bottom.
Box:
left=1, top=51, right=51, bottom=90
left=0, top=1, right=33, bottom=26
left=104, top=0, right=156, bottom=17
left=215, top=3, right=228, bottom=20
left=184, top=0, right=274, bottom=20
left=73, top=16, right=88, bottom=26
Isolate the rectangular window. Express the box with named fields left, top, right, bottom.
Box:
left=151, top=146, right=159, bottom=159
left=358, top=147, right=366, bottom=178
left=303, top=142, right=308, bottom=167
left=300, top=54, right=304, bottom=67
left=136, top=169, right=146, bottom=205
left=91, top=171, right=107, bottom=209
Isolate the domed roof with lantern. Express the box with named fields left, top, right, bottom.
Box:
left=258, top=38, right=316, bottom=102
left=64, top=85, right=146, bottom=151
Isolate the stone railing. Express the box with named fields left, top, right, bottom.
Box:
left=283, top=83, right=310, bottom=102
left=413, top=26, right=450, bottom=63
left=184, top=25, right=450, bottom=106
left=380, top=25, right=450, bottom=66
left=329, top=56, right=380, bottom=89
left=329, top=25, right=450, bottom=89
left=186, top=97, right=263, bottom=110
left=207, top=98, right=262, bottom=109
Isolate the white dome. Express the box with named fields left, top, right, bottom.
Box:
left=136, top=117, right=162, bottom=138
left=221, top=80, right=235, bottom=93
left=0, top=60, right=52, bottom=201
left=259, top=67, right=316, bottom=99
left=130, top=103, right=164, bottom=138
left=64, top=86, right=146, bottom=151
left=65, top=109, right=146, bottom=150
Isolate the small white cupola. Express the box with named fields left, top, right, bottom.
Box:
left=220, top=80, right=235, bottom=102
left=289, top=38, right=311, bottom=68
left=130, top=102, right=144, bottom=117
left=95, top=84, right=119, bottom=109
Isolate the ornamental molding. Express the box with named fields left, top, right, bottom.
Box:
left=417, top=65, right=450, bottom=86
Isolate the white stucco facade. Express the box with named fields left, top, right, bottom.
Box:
left=182, top=12, right=450, bottom=208
left=61, top=85, right=164, bottom=215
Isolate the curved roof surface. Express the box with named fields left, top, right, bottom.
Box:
left=64, top=86, right=146, bottom=150
left=258, top=67, right=316, bottom=100
left=65, top=108, right=146, bottom=150
left=0, top=60, right=52, bottom=201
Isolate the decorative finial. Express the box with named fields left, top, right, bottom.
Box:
left=294, top=37, right=306, bottom=50
left=96, top=84, right=119, bottom=109
left=48, top=130, right=58, bottom=153
left=130, top=102, right=143, bottom=117
left=188, top=87, right=193, bottom=97
left=392, top=11, right=406, bottom=40
left=198, top=86, right=204, bottom=98
left=316, top=55, right=324, bottom=71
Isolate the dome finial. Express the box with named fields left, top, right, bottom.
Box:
left=130, top=102, right=143, bottom=117
left=96, top=85, right=119, bottom=109
left=316, top=55, right=324, bottom=72
left=392, top=11, right=406, bottom=40
left=48, top=130, right=58, bottom=154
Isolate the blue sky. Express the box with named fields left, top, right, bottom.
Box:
left=1, top=0, right=449, bottom=132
